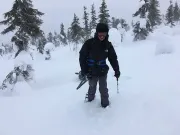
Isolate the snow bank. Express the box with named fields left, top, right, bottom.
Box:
left=148, top=26, right=174, bottom=55
left=172, top=26, right=180, bottom=36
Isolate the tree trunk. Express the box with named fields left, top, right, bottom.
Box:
left=14, top=48, right=23, bottom=58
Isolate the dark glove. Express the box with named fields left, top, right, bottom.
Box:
left=80, top=71, right=92, bottom=80
left=114, top=70, right=120, bottom=79
left=86, top=73, right=92, bottom=80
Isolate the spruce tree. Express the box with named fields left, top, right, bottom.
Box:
left=67, top=28, right=72, bottom=43
left=99, top=0, right=110, bottom=26
left=133, top=0, right=150, bottom=18
left=53, top=32, right=60, bottom=47
left=69, top=14, right=82, bottom=45
left=60, top=23, right=67, bottom=45
left=83, top=6, right=90, bottom=41
left=165, top=0, right=175, bottom=27
left=47, top=32, right=53, bottom=42
left=148, top=0, right=162, bottom=28
left=133, top=0, right=150, bottom=41
left=0, top=0, right=44, bottom=56
left=90, top=3, right=97, bottom=30
left=173, top=2, right=180, bottom=23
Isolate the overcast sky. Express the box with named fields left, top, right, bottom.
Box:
left=0, top=0, right=179, bottom=43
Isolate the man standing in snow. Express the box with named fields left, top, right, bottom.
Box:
left=79, top=23, right=120, bottom=108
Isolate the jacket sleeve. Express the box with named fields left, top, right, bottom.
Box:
left=108, top=42, right=120, bottom=72
left=79, top=40, right=89, bottom=75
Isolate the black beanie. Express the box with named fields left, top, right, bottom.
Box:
left=96, top=23, right=109, bottom=33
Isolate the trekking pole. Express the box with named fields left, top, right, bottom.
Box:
left=117, top=78, right=119, bottom=94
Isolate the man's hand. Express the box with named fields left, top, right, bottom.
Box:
left=80, top=71, right=92, bottom=80
left=86, top=73, right=92, bottom=80
left=114, top=70, right=120, bottom=79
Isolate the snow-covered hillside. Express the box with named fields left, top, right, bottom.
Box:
left=0, top=26, right=180, bottom=135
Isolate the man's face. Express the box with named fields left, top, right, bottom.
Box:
left=98, top=32, right=107, bottom=41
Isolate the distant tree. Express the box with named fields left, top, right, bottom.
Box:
left=67, top=28, right=72, bottom=43
left=0, top=0, right=44, bottom=57
left=89, top=3, right=97, bottom=31
left=60, top=23, right=67, bottom=45
left=37, top=34, right=47, bottom=54
left=83, top=6, right=90, bottom=41
left=119, top=18, right=129, bottom=31
left=133, top=0, right=150, bottom=18
left=133, top=21, right=148, bottom=41
left=133, top=0, right=150, bottom=41
left=47, top=32, right=53, bottom=42
left=99, top=0, right=110, bottom=26
left=148, top=0, right=162, bottom=28
left=53, top=32, right=60, bottom=47
left=165, top=0, right=175, bottom=27
left=69, top=14, right=82, bottom=50
left=111, top=17, right=120, bottom=29
left=173, top=1, right=180, bottom=23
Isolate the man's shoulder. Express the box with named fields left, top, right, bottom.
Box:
left=86, top=38, right=94, bottom=43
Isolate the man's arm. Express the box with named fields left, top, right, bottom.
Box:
left=108, top=42, right=120, bottom=72
left=79, top=40, right=89, bottom=75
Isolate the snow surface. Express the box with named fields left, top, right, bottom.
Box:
left=0, top=26, right=180, bottom=135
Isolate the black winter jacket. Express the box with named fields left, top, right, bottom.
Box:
left=79, top=37, right=120, bottom=76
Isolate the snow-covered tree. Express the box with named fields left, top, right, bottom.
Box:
left=0, top=51, right=35, bottom=92
left=53, top=32, right=60, bottom=47
left=165, top=0, right=175, bottom=27
left=133, top=0, right=150, bottom=18
left=0, top=0, right=44, bottom=58
left=148, top=0, right=162, bottom=28
left=37, top=34, right=46, bottom=54
left=44, top=42, right=55, bottom=60
left=119, top=18, right=130, bottom=31
left=60, top=23, right=67, bottom=45
left=89, top=3, right=97, bottom=30
left=99, top=0, right=110, bottom=26
left=133, top=21, right=148, bottom=41
left=133, top=0, right=150, bottom=41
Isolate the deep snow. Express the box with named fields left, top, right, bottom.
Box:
left=0, top=26, right=180, bottom=135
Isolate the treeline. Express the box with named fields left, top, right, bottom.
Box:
left=0, top=0, right=180, bottom=55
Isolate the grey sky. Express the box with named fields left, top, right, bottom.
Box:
left=0, top=0, right=179, bottom=43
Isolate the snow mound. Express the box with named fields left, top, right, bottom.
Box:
left=91, top=29, right=96, bottom=37
left=159, top=25, right=173, bottom=35
left=150, top=27, right=174, bottom=55
left=109, top=28, right=122, bottom=46
left=172, top=26, right=180, bottom=36
left=44, top=42, right=55, bottom=51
